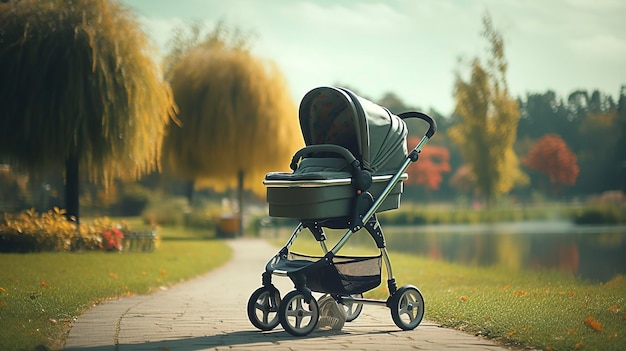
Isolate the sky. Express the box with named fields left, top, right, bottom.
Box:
left=120, top=0, right=626, bottom=115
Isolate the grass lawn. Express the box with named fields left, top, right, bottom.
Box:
left=0, top=223, right=231, bottom=351
left=282, top=232, right=626, bottom=351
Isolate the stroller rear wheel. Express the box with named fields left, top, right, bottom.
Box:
left=340, top=293, right=364, bottom=322
left=247, top=286, right=281, bottom=331
left=279, top=290, right=319, bottom=336
left=389, top=285, right=424, bottom=330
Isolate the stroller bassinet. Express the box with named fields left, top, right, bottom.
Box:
left=248, top=86, right=437, bottom=337
left=264, top=86, right=409, bottom=220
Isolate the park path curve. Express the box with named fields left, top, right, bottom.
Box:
left=65, top=238, right=520, bottom=351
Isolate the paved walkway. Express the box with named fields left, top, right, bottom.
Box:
left=65, top=238, right=518, bottom=351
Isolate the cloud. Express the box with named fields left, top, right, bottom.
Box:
left=123, top=0, right=626, bottom=114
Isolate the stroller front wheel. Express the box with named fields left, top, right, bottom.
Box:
left=389, top=285, right=425, bottom=331
left=279, top=290, right=319, bottom=336
left=247, top=286, right=281, bottom=331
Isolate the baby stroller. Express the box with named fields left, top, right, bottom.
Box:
left=247, top=86, right=437, bottom=336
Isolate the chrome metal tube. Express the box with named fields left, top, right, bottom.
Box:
left=284, top=222, right=303, bottom=250
left=330, top=135, right=430, bottom=255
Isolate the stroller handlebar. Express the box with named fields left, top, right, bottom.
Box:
left=290, top=144, right=359, bottom=172
left=398, top=111, right=437, bottom=139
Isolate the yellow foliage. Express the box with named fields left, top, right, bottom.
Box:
left=163, top=29, right=303, bottom=196
left=447, top=13, right=527, bottom=204
left=0, top=0, right=176, bottom=184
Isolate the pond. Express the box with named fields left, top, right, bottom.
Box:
left=379, top=221, right=626, bottom=283
left=262, top=220, right=626, bottom=283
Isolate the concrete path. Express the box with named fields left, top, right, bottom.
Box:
left=65, top=238, right=519, bottom=351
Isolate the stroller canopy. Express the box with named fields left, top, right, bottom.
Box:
left=299, top=86, right=408, bottom=175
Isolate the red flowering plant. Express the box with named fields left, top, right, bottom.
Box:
left=101, top=227, right=124, bottom=251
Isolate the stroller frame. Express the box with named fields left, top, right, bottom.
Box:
left=247, top=87, right=437, bottom=336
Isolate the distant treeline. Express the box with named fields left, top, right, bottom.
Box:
left=363, top=87, right=626, bottom=202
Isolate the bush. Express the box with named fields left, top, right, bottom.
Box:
left=0, top=208, right=132, bottom=252
left=573, top=206, right=624, bottom=225
left=141, top=197, right=189, bottom=227
left=116, top=184, right=151, bottom=216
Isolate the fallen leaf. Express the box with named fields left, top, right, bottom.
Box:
left=460, top=295, right=468, bottom=302
left=545, top=347, right=553, bottom=351
left=108, top=272, right=118, bottom=279
left=0, top=301, right=5, bottom=307
left=583, top=316, right=602, bottom=332
left=575, top=341, right=583, bottom=348
left=49, top=318, right=57, bottom=324
left=159, top=268, right=167, bottom=276
left=513, top=290, right=527, bottom=297
left=568, top=329, right=576, bottom=335
left=40, top=281, right=49, bottom=288
left=607, top=304, right=620, bottom=313
left=502, top=284, right=510, bottom=291
left=0, top=287, right=7, bottom=293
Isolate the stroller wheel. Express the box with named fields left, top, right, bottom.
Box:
left=340, top=294, right=364, bottom=322
left=247, top=286, right=281, bottom=331
left=389, top=285, right=425, bottom=331
left=279, top=290, right=319, bottom=336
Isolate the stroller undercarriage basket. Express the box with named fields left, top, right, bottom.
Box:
left=268, top=252, right=382, bottom=296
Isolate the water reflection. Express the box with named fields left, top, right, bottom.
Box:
left=378, top=221, right=626, bottom=282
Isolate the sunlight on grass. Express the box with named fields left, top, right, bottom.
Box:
left=0, top=239, right=231, bottom=351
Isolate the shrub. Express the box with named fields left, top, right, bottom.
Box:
left=117, top=184, right=151, bottom=216
left=573, top=206, right=624, bottom=225
left=141, top=197, right=189, bottom=226
left=0, top=208, right=132, bottom=252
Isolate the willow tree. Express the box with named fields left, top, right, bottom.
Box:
left=0, top=0, right=175, bottom=223
left=162, top=23, right=302, bottom=232
left=448, top=14, right=527, bottom=207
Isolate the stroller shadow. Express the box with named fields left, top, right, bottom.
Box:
left=66, top=328, right=394, bottom=350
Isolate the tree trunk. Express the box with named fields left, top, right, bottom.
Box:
left=238, top=170, right=244, bottom=237
left=65, top=153, right=80, bottom=224
left=186, top=179, right=195, bottom=206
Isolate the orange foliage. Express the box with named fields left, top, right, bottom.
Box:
left=523, top=134, right=579, bottom=186
left=405, top=138, right=451, bottom=190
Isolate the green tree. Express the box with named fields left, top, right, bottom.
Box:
left=162, top=22, right=303, bottom=230
left=517, top=91, right=572, bottom=141
left=612, top=86, right=626, bottom=192
left=447, top=13, right=527, bottom=207
left=0, top=0, right=175, bottom=223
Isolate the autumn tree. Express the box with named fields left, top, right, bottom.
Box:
left=405, top=139, right=451, bottom=190
left=523, top=134, right=579, bottom=195
left=0, top=0, right=175, bottom=223
left=162, top=22, right=303, bottom=231
left=449, top=165, right=476, bottom=195
left=447, top=13, right=527, bottom=207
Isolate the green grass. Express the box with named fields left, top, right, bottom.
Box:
left=0, top=229, right=231, bottom=351
left=370, top=253, right=625, bottom=351
left=275, top=232, right=626, bottom=351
